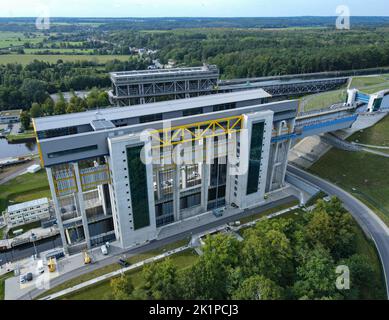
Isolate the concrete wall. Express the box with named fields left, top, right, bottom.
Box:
left=108, top=134, right=157, bottom=249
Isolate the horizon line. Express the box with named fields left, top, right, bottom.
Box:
left=1, top=15, right=389, bottom=19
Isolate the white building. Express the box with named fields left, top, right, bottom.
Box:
left=27, top=164, right=42, bottom=174
left=5, top=198, right=50, bottom=228
left=0, top=109, right=22, bottom=124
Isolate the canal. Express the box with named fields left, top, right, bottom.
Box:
left=0, top=138, right=37, bottom=159
left=0, top=235, right=62, bottom=266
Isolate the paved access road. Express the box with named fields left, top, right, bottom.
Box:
left=288, top=165, right=389, bottom=299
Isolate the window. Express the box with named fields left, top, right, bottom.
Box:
left=180, top=192, right=201, bottom=210
left=213, top=103, right=236, bottom=112
left=246, top=122, right=265, bottom=195
left=48, top=145, right=98, bottom=159
left=37, top=126, right=79, bottom=139
left=183, top=108, right=203, bottom=117
left=140, top=113, right=162, bottom=124
left=181, top=165, right=202, bottom=189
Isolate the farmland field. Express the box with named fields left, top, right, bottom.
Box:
left=0, top=54, right=132, bottom=65
left=0, top=31, right=46, bottom=48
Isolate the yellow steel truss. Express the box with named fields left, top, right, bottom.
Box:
left=32, top=118, right=45, bottom=167
left=149, top=115, right=244, bottom=149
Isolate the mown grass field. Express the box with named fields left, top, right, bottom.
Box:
left=239, top=200, right=299, bottom=224
left=24, top=48, right=95, bottom=54
left=352, top=222, right=387, bottom=299
left=0, top=54, right=132, bottom=65
left=0, top=273, right=12, bottom=300
left=303, top=89, right=347, bottom=111
left=350, top=75, right=389, bottom=88
left=309, top=116, right=389, bottom=226
left=6, top=131, right=36, bottom=142
left=0, top=226, right=5, bottom=239
left=350, top=115, right=389, bottom=147
left=0, top=32, right=46, bottom=48
left=302, top=74, right=389, bottom=111
left=61, top=249, right=199, bottom=300
left=0, top=170, right=50, bottom=212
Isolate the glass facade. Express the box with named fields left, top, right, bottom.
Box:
left=127, top=145, right=150, bottom=230
left=207, top=156, right=227, bottom=210
left=246, top=121, right=265, bottom=195
left=373, top=97, right=383, bottom=112
left=155, top=200, right=174, bottom=228
left=180, top=192, right=201, bottom=210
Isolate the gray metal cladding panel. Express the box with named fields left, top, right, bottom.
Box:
left=40, top=100, right=298, bottom=166
left=40, top=132, right=110, bottom=167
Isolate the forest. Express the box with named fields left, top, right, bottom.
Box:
left=105, top=198, right=386, bottom=300
left=1, top=19, right=389, bottom=111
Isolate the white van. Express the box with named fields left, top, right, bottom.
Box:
left=101, top=245, right=108, bottom=255
left=36, top=260, right=44, bottom=274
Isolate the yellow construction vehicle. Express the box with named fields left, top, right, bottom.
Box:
left=84, top=251, right=92, bottom=265
left=48, top=258, right=56, bottom=273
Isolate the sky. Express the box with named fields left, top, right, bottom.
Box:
left=0, top=0, right=388, bottom=18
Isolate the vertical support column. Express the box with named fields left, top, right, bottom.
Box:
left=73, top=162, right=91, bottom=249
left=46, top=168, right=69, bottom=254
left=279, top=119, right=295, bottom=187
left=269, top=122, right=281, bottom=191
left=269, top=142, right=280, bottom=190
left=173, top=164, right=181, bottom=222
left=139, top=83, right=145, bottom=104
left=185, top=80, right=190, bottom=98
left=279, top=139, right=292, bottom=187
left=98, top=185, right=107, bottom=216
left=201, top=162, right=210, bottom=211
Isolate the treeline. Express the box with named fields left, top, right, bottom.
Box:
left=20, top=88, right=110, bottom=130
left=107, top=198, right=385, bottom=300
left=2, top=17, right=389, bottom=31
left=111, top=28, right=389, bottom=78
left=0, top=58, right=148, bottom=110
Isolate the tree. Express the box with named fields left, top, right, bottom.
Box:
left=54, top=100, right=67, bottom=115
left=42, top=97, right=54, bottom=116
left=30, top=103, right=43, bottom=118
left=293, top=245, right=340, bottom=300
left=66, top=103, right=81, bottom=114
left=339, top=254, right=378, bottom=299
left=232, top=275, right=284, bottom=300
left=97, top=91, right=109, bottom=107
left=179, top=234, right=241, bottom=300
left=20, top=78, right=48, bottom=104
left=241, top=222, right=293, bottom=283
left=142, top=258, right=179, bottom=300
left=305, top=198, right=356, bottom=259
left=110, top=275, right=134, bottom=300
left=20, top=111, right=31, bottom=130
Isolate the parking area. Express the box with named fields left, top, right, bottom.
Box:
left=4, top=242, right=123, bottom=300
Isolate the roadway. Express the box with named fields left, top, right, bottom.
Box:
left=0, top=158, right=40, bottom=185
left=287, top=165, right=389, bottom=299
left=18, top=195, right=296, bottom=300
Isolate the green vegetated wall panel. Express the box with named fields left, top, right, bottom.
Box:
left=127, top=145, right=150, bottom=230
left=246, top=121, right=265, bottom=195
